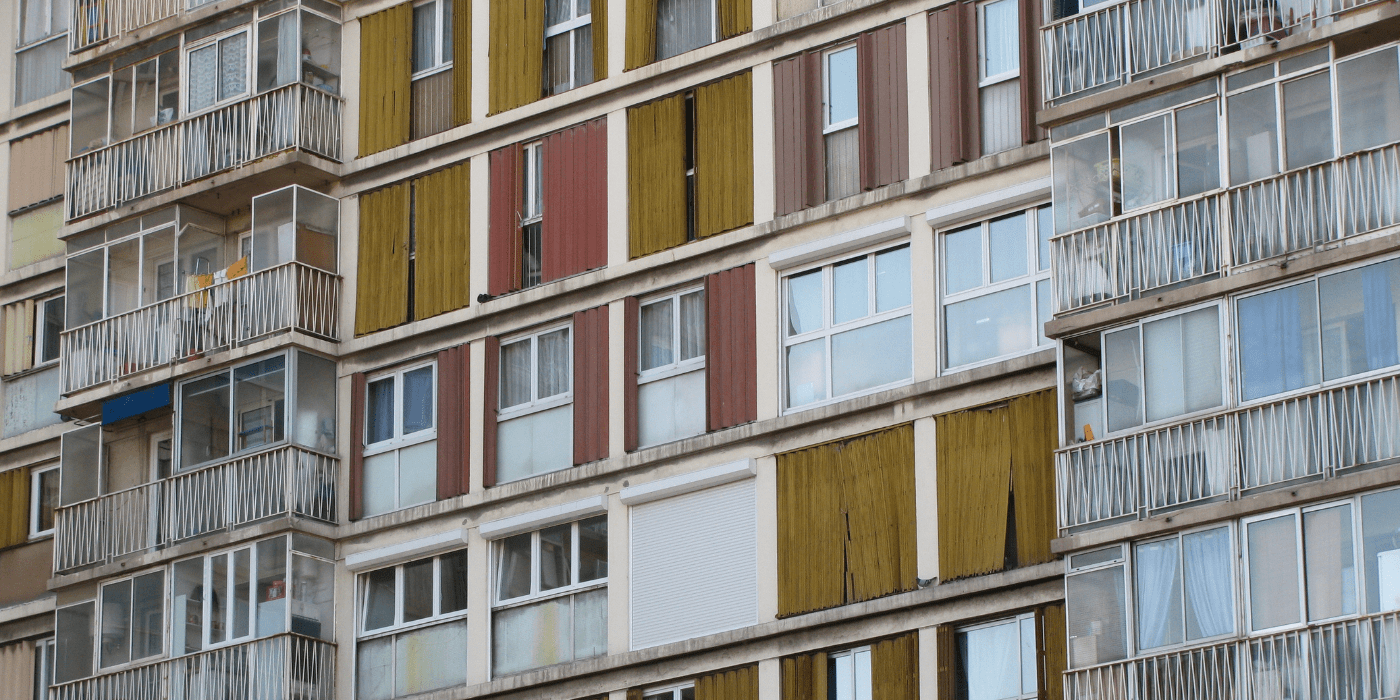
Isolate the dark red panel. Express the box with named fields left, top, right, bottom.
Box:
left=488, top=144, right=522, bottom=296
left=435, top=345, right=469, bottom=499
left=348, top=373, right=366, bottom=520
left=858, top=24, right=910, bottom=191
left=573, top=306, right=610, bottom=464
left=623, top=296, right=639, bottom=453
left=482, top=335, right=500, bottom=488
left=706, top=264, right=757, bottom=431
left=543, top=118, right=608, bottom=283
left=773, top=57, right=807, bottom=217
left=1019, top=0, right=1045, bottom=144
left=801, top=52, right=825, bottom=209
left=959, top=1, right=982, bottom=160
left=928, top=6, right=975, bottom=171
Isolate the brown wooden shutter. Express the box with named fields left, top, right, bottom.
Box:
left=1010, top=389, right=1058, bottom=568
left=1019, top=0, right=1045, bottom=144
left=695, top=72, right=754, bottom=239
left=348, top=373, right=366, bottom=520
left=773, top=55, right=824, bottom=216
left=413, top=163, right=471, bottom=320
left=0, top=468, right=28, bottom=548
left=358, top=4, right=412, bottom=156
left=436, top=345, right=470, bottom=499
left=488, top=144, right=523, bottom=296
left=857, top=24, right=909, bottom=191
left=623, top=296, right=640, bottom=453
left=3, top=299, right=35, bottom=376
left=488, top=0, right=544, bottom=114
left=542, top=118, right=608, bottom=283
left=928, top=5, right=978, bottom=171
left=705, top=263, right=757, bottom=431
left=780, top=652, right=828, bottom=700
left=718, top=0, right=751, bottom=39
left=936, top=401, right=1012, bottom=580
left=572, top=306, right=610, bottom=465
left=696, top=665, right=758, bottom=700
left=593, top=0, right=609, bottom=80
left=1041, top=603, right=1067, bottom=700
left=452, top=0, right=472, bottom=126
left=871, top=633, right=919, bottom=700
left=623, top=0, right=656, bottom=71
left=627, top=95, right=687, bottom=258
left=935, top=625, right=956, bottom=700
left=8, top=126, right=67, bottom=212
left=355, top=183, right=411, bottom=335
left=482, top=335, right=501, bottom=487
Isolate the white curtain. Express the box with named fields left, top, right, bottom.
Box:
left=1183, top=527, right=1235, bottom=639
left=537, top=328, right=571, bottom=398
left=1135, top=538, right=1183, bottom=650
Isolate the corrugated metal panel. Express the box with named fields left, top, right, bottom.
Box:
left=593, top=0, right=608, bottom=80
left=8, top=126, right=67, bottom=212
left=705, top=264, right=757, bottom=431
left=414, top=162, right=471, bottom=319
left=354, top=183, right=411, bottom=335
left=627, top=95, right=687, bottom=258
left=935, top=401, right=1011, bottom=580
left=624, top=0, right=657, bottom=70
left=349, top=373, right=366, bottom=520
left=980, top=79, right=1022, bottom=156
left=1043, top=603, right=1067, bottom=700
left=696, top=666, right=758, bottom=700
left=358, top=4, right=412, bottom=156
left=802, top=53, right=825, bottom=207
left=857, top=24, right=909, bottom=191
left=773, top=57, right=824, bottom=216
left=411, top=70, right=455, bottom=141
left=695, top=72, right=754, bottom=238
left=1019, top=0, right=1044, bottom=144
left=2, top=299, right=35, bottom=376
left=631, top=478, right=757, bottom=649
left=936, top=625, right=956, bottom=699
left=436, top=345, right=470, bottom=499
left=542, top=118, right=608, bottom=282
left=927, top=6, right=976, bottom=171
left=453, top=0, right=472, bottom=126
left=718, top=0, right=751, bottom=39
left=1011, top=389, right=1058, bottom=566
left=0, top=640, right=35, bottom=700
left=488, top=0, right=544, bottom=114
left=623, top=296, right=640, bottom=453
left=0, top=468, right=28, bottom=548
left=482, top=335, right=501, bottom=487
left=488, top=144, right=522, bottom=295
left=959, top=2, right=982, bottom=160
left=572, top=306, right=610, bottom=465
left=871, top=633, right=919, bottom=700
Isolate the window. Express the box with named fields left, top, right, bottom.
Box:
left=978, top=0, right=1020, bottom=156
left=109, top=52, right=180, bottom=142
left=1336, top=46, right=1400, bottom=156
left=492, top=516, right=607, bottom=675
left=644, top=684, right=695, bottom=700
left=497, top=324, right=573, bottom=482
left=98, top=572, right=164, bottom=669
left=1243, top=503, right=1363, bottom=632
left=782, top=245, right=912, bottom=409
left=1132, top=527, right=1234, bottom=650
left=520, top=142, right=544, bottom=289
left=1101, top=305, right=1222, bottom=433
left=637, top=287, right=706, bottom=446
left=14, top=0, right=69, bottom=107
left=1065, top=546, right=1128, bottom=669
left=412, top=0, right=453, bottom=76
left=942, top=207, right=1052, bottom=370
left=655, top=0, right=715, bottom=61
left=955, top=615, right=1037, bottom=700
left=827, top=647, right=871, bottom=700
left=29, top=464, right=58, bottom=537
left=545, top=0, right=592, bottom=95
left=823, top=45, right=859, bottom=201
left=363, top=361, right=438, bottom=517
left=34, top=637, right=54, bottom=700
left=34, top=296, right=62, bottom=366
left=54, top=601, right=95, bottom=683
left=357, top=549, right=469, bottom=699
left=186, top=28, right=251, bottom=113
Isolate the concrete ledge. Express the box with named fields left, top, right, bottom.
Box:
left=345, top=529, right=468, bottom=570
left=619, top=459, right=756, bottom=505
left=479, top=495, right=610, bottom=539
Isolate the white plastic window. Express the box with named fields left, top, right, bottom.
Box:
left=824, top=45, right=857, bottom=133
left=412, top=0, right=453, bottom=76
left=29, top=463, right=58, bottom=537
left=956, top=615, right=1038, bottom=700
left=544, top=0, right=592, bottom=95
left=499, top=324, right=572, bottom=417
left=358, top=549, right=469, bottom=635
left=827, top=647, right=872, bottom=700
left=185, top=28, right=251, bottom=113
left=363, top=360, right=438, bottom=517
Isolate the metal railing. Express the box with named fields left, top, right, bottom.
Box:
left=1058, top=371, right=1400, bottom=532
left=72, top=0, right=181, bottom=51
left=66, top=85, right=342, bottom=220
left=1064, top=610, right=1400, bottom=700
left=60, top=262, right=340, bottom=394
left=53, top=445, right=337, bottom=572
left=51, top=634, right=334, bottom=700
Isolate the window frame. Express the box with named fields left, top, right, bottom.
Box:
left=637, top=285, right=706, bottom=385
left=826, top=645, right=873, bottom=700
left=1239, top=508, right=1310, bottom=635
left=34, top=636, right=54, bottom=700
left=1128, top=523, right=1237, bottom=656
left=362, top=359, right=439, bottom=457
left=543, top=0, right=592, bottom=94
left=356, top=549, right=469, bottom=640
left=15, top=0, right=66, bottom=49
left=174, top=351, right=299, bottom=472
left=29, top=462, right=58, bottom=538
left=955, top=612, right=1039, bottom=700
left=497, top=321, right=574, bottom=421
left=822, top=43, right=858, bottom=134
left=490, top=517, right=608, bottom=609
left=95, top=568, right=167, bottom=672
left=182, top=25, right=253, bottom=115
left=642, top=681, right=696, bottom=700
left=411, top=0, right=453, bottom=79
left=1222, top=47, right=1335, bottom=187
left=977, top=0, right=1020, bottom=87
left=518, top=141, right=543, bottom=289
left=34, top=294, right=63, bottom=366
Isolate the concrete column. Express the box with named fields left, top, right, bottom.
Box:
left=914, top=416, right=938, bottom=582
left=755, top=454, right=779, bottom=622
left=339, top=195, right=361, bottom=347
left=342, top=19, right=361, bottom=159
left=607, top=109, right=631, bottom=267
left=752, top=0, right=775, bottom=31
left=471, top=0, right=491, bottom=122
left=465, top=526, right=492, bottom=685
left=905, top=12, right=933, bottom=180
left=606, top=492, right=631, bottom=654
left=751, top=61, right=777, bottom=227
left=469, top=152, right=491, bottom=305
left=608, top=0, right=627, bottom=78
left=754, top=258, right=779, bottom=420
left=758, top=658, right=782, bottom=700
left=608, top=298, right=627, bottom=457
left=910, top=215, right=939, bottom=382
left=918, top=626, right=939, bottom=700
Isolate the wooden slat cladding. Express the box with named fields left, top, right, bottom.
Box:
left=696, top=665, right=758, bottom=700
left=489, top=0, right=545, bottom=114
left=354, top=183, right=410, bottom=335
left=780, top=652, right=827, bottom=700
left=856, top=25, right=909, bottom=191
left=1043, top=603, right=1068, bottom=699
left=8, top=126, right=67, bottom=212
left=488, top=144, right=523, bottom=295
left=542, top=119, right=608, bottom=282
left=695, top=72, right=754, bottom=238
left=411, top=70, right=455, bottom=141
left=1019, top=0, right=1044, bottom=144
left=1010, top=389, right=1058, bottom=567
left=777, top=425, right=917, bottom=617
left=436, top=345, right=470, bottom=499
left=359, top=4, right=412, bottom=156
left=573, top=306, right=610, bottom=465
left=871, top=633, right=919, bottom=700
left=593, top=0, right=609, bottom=80
left=348, top=373, right=366, bottom=520
left=718, top=0, right=752, bottom=39
left=705, top=264, right=756, bottom=431
left=935, top=625, right=956, bottom=700
left=624, top=0, right=657, bottom=70
left=482, top=336, right=502, bottom=487
left=927, top=5, right=977, bottom=171
left=0, top=468, right=27, bottom=548
left=3, top=299, right=35, bottom=376
left=414, top=163, right=471, bottom=320
left=453, top=0, right=472, bottom=126
left=623, top=296, right=640, bottom=452
left=627, top=95, right=687, bottom=258
left=772, top=54, right=824, bottom=216
left=0, top=640, right=35, bottom=699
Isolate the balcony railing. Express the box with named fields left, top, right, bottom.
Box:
left=1053, top=142, right=1400, bottom=313
left=1064, top=609, right=1400, bottom=700
left=53, top=445, right=337, bottom=572
left=72, top=0, right=181, bottom=51
left=1042, top=0, right=1388, bottom=103
left=50, top=634, right=334, bottom=700
left=66, top=84, right=342, bottom=221
left=60, top=262, right=340, bottom=394
left=1057, top=371, right=1400, bottom=532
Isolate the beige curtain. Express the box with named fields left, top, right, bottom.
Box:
left=412, top=163, right=471, bottom=320
left=624, top=0, right=656, bottom=70
left=358, top=4, right=412, bottom=156
left=2, top=299, right=35, bottom=376
left=1011, top=389, right=1059, bottom=567
left=0, top=468, right=28, bottom=549
left=627, top=94, right=688, bottom=259
left=488, top=0, right=544, bottom=114
left=936, top=403, right=1011, bottom=581
left=452, top=0, right=472, bottom=126
left=354, top=183, right=410, bottom=335
left=695, top=72, right=754, bottom=239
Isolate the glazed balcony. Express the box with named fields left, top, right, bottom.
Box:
left=72, top=0, right=182, bottom=52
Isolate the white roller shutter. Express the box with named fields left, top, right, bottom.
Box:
left=629, top=477, right=757, bottom=650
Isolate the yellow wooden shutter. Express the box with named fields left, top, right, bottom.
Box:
left=1041, top=603, right=1067, bottom=700
left=1011, top=388, right=1059, bottom=567
left=777, top=439, right=846, bottom=617
left=488, top=0, right=544, bottom=114
left=696, top=665, right=758, bottom=700
left=695, top=72, right=754, bottom=239
left=354, top=183, right=411, bottom=335
left=871, top=633, right=919, bottom=700
left=452, top=0, right=472, bottom=126
left=0, top=468, right=29, bottom=548
left=627, top=95, right=688, bottom=259
left=3, top=299, right=36, bottom=376
left=717, top=0, right=751, bottom=39
left=936, top=403, right=1012, bottom=580
left=780, top=652, right=828, bottom=700
left=412, top=163, right=471, bottom=321
left=935, top=625, right=956, bottom=700
left=623, top=0, right=656, bottom=71
left=358, top=4, right=413, bottom=156
left=592, top=0, right=608, bottom=80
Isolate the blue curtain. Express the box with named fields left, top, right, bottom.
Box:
left=1361, top=264, right=1399, bottom=372
left=1240, top=286, right=1309, bottom=400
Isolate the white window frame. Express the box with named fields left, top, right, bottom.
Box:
left=1128, top=523, right=1237, bottom=656
left=1240, top=508, right=1309, bottom=635
left=1222, top=47, right=1335, bottom=187
left=780, top=242, right=914, bottom=413
left=182, top=26, right=253, bottom=115
left=642, top=682, right=695, bottom=700
left=34, top=294, right=63, bottom=366
left=363, top=359, right=439, bottom=456
left=96, top=569, right=167, bottom=672
left=977, top=0, right=1019, bottom=88
left=29, top=463, right=58, bottom=538
left=637, top=285, right=706, bottom=385
left=497, top=322, right=573, bottom=420
left=491, top=518, right=607, bottom=609
left=174, top=351, right=298, bottom=472
left=412, top=0, right=453, bottom=79
left=826, top=645, right=873, bottom=700
left=356, top=550, right=469, bottom=639
left=521, top=141, right=543, bottom=224
left=823, top=44, right=858, bottom=134
left=1064, top=544, right=1130, bottom=669
left=955, top=613, right=1039, bottom=700
left=543, top=0, right=592, bottom=93
left=34, top=636, right=54, bottom=700
left=15, top=0, right=65, bottom=49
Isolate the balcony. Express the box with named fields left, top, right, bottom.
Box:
left=72, top=0, right=181, bottom=52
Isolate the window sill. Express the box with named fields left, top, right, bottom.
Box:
left=492, top=580, right=607, bottom=612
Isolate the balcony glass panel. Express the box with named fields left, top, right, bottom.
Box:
left=1227, top=85, right=1279, bottom=185
left=1175, top=100, right=1220, bottom=197
left=251, top=186, right=339, bottom=273
left=1121, top=115, right=1172, bottom=210
left=1361, top=488, right=1400, bottom=613
left=1237, top=281, right=1320, bottom=401
left=1282, top=71, right=1333, bottom=170
left=1303, top=504, right=1357, bottom=621
left=1337, top=48, right=1400, bottom=155
left=1318, top=258, right=1400, bottom=381
left=1067, top=565, right=1128, bottom=668
left=1052, top=132, right=1113, bottom=234
left=1247, top=514, right=1302, bottom=631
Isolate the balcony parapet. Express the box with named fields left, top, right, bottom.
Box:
left=1056, top=370, right=1400, bottom=533
left=72, top=0, right=182, bottom=53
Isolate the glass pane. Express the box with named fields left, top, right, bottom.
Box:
left=439, top=549, right=469, bottom=614
left=363, top=452, right=396, bottom=517
left=291, top=554, right=335, bottom=640
left=397, top=440, right=437, bottom=508
left=1237, top=282, right=1321, bottom=400
left=786, top=338, right=827, bottom=407
left=1228, top=86, right=1279, bottom=185
left=1143, top=307, right=1222, bottom=422
left=59, top=425, right=99, bottom=506
left=1120, top=116, right=1172, bottom=210
left=640, top=298, right=675, bottom=372
left=833, top=652, right=853, bottom=700
left=944, top=285, right=1032, bottom=368
left=54, top=602, right=95, bottom=683
left=544, top=32, right=572, bottom=95
left=232, top=548, right=251, bottom=639
left=1104, top=326, right=1144, bottom=432
left=1176, top=100, right=1221, bottom=197
left=395, top=619, right=468, bottom=695
left=832, top=257, right=869, bottom=325
left=112, top=66, right=135, bottom=142
left=678, top=291, right=706, bottom=361
left=1135, top=538, right=1183, bottom=650
left=255, top=537, right=287, bottom=637
left=357, top=637, right=394, bottom=700
left=944, top=225, right=983, bottom=294
left=1248, top=515, right=1301, bottom=631
left=1036, top=279, right=1051, bottom=346
left=210, top=553, right=229, bottom=644
left=157, top=52, right=179, bottom=124
left=1019, top=617, right=1037, bottom=695
left=180, top=372, right=231, bottom=470
left=958, top=621, right=1020, bottom=700
left=578, top=515, right=608, bottom=581
left=1182, top=527, right=1234, bottom=640
left=1304, top=504, right=1357, bottom=621
left=786, top=269, right=824, bottom=336
left=172, top=559, right=204, bottom=655
left=539, top=524, right=573, bottom=591
left=402, top=557, right=435, bottom=623
left=367, top=378, right=395, bottom=444
left=573, top=588, right=608, bottom=660
left=141, top=228, right=176, bottom=305
left=546, top=0, right=570, bottom=28
left=492, top=597, right=571, bottom=675
left=1037, top=206, right=1053, bottom=271
left=573, top=25, right=593, bottom=88
left=294, top=352, right=337, bottom=452
left=218, top=32, right=249, bottom=102
left=989, top=213, right=1028, bottom=282
left=233, top=356, right=286, bottom=453
left=67, top=249, right=105, bottom=328
left=831, top=316, right=912, bottom=397
left=654, top=0, right=713, bottom=60
left=412, top=2, right=437, bottom=73
left=497, top=533, right=533, bottom=600
left=875, top=246, right=911, bottom=312
left=15, top=37, right=70, bottom=107
left=1318, top=259, right=1400, bottom=381
left=301, top=11, right=341, bottom=94
left=188, top=45, right=218, bottom=112
left=1362, top=488, right=1400, bottom=612
left=500, top=340, right=532, bottom=409
left=537, top=329, right=571, bottom=399
left=1337, top=49, right=1400, bottom=155
left=1066, top=566, right=1128, bottom=668
left=99, top=580, right=132, bottom=668
left=826, top=47, right=857, bottom=126
left=37, top=468, right=58, bottom=532
left=402, top=366, right=435, bottom=435
left=1051, top=132, right=1113, bottom=234
left=981, top=0, right=1018, bottom=78
left=256, top=13, right=298, bottom=92
left=106, top=237, right=140, bottom=316
left=638, top=369, right=707, bottom=447
left=1282, top=72, right=1334, bottom=170
left=825, top=127, right=860, bottom=201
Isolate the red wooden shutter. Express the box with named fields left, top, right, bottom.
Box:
left=706, top=264, right=757, bottom=431
left=773, top=57, right=809, bottom=217
left=928, top=5, right=978, bottom=171
left=348, top=373, right=367, bottom=520
left=573, top=306, right=610, bottom=464
left=623, top=296, right=639, bottom=453
left=801, top=52, right=825, bottom=209
left=542, top=118, right=608, bottom=283
left=482, top=335, right=500, bottom=487
left=435, top=345, right=470, bottom=499
left=959, top=2, right=982, bottom=160
left=1019, top=0, right=1045, bottom=144
left=488, top=144, right=522, bottom=296
left=857, top=24, right=910, bottom=191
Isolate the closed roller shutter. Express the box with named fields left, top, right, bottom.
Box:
left=630, top=478, right=757, bottom=649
